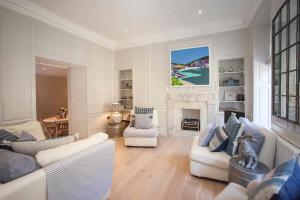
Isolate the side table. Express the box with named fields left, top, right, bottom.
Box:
left=229, top=156, right=269, bottom=187
left=106, top=121, right=128, bottom=138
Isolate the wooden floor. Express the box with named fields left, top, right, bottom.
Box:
left=110, top=136, right=226, bottom=200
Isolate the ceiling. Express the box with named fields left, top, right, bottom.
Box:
left=36, top=57, right=69, bottom=77
left=20, top=0, right=263, bottom=49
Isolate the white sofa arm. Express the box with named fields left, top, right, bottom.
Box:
left=214, top=182, right=247, bottom=200
left=257, top=127, right=277, bottom=169
left=0, top=169, right=46, bottom=200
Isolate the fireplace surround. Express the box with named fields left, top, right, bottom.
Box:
left=167, top=93, right=216, bottom=136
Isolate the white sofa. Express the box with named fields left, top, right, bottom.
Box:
left=124, top=110, right=159, bottom=147
left=0, top=121, right=115, bottom=200
left=215, top=182, right=248, bottom=200
left=189, top=126, right=277, bottom=182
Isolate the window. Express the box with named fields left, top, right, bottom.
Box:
left=272, top=0, right=300, bottom=123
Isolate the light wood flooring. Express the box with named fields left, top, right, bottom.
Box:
left=110, top=136, right=226, bottom=200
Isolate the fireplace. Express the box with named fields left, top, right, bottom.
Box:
left=181, top=109, right=200, bottom=131
left=167, top=93, right=216, bottom=136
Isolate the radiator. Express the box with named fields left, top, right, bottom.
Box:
left=276, top=136, right=300, bottom=166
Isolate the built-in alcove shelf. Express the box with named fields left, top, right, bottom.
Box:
left=218, top=58, right=246, bottom=114
left=119, top=69, right=133, bottom=109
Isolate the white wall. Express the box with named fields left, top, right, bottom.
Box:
left=115, top=29, right=250, bottom=134
left=0, top=6, right=115, bottom=138
left=36, top=75, right=68, bottom=120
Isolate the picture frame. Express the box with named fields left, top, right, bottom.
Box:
left=224, top=90, right=237, bottom=101
left=170, top=46, right=209, bottom=87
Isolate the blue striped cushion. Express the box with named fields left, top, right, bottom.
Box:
left=208, top=127, right=229, bottom=152
left=224, top=113, right=243, bottom=155
left=224, top=112, right=240, bottom=136
left=225, top=124, right=244, bottom=156
left=271, top=159, right=300, bottom=200
left=249, top=159, right=297, bottom=200
left=135, top=106, right=154, bottom=114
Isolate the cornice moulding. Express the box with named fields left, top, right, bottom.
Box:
left=0, top=0, right=116, bottom=50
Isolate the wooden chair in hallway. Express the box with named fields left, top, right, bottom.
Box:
left=39, top=119, right=56, bottom=139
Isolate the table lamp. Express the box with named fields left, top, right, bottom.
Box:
left=109, top=103, right=122, bottom=125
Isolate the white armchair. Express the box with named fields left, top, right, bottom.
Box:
left=189, top=126, right=276, bottom=182
left=124, top=110, right=158, bottom=147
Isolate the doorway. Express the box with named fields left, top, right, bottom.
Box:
left=35, top=57, right=88, bottom=139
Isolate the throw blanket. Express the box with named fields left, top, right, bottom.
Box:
left=44, top=140, right=115, bottom=200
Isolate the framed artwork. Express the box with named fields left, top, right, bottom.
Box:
left=170, top=46, right=209, bottom=86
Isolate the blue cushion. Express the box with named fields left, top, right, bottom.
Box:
left=0, top=149, right=40, bottom=183
left=224, top=113, right=243, bottom=155
left=239, top=117, right=251, bottom=125
left=135, top=106, right=154, bottom=114
left=225, top=124, right=244, bottom=156
left=224, top=112, right=240, bottom=136
left=270, top=160, right=300, bottom=200
left=198, top=123, right=215, bottom=147
left=18, top=131, right=37, bottom=142
left=239, top=117, right=265, bottom=155
left=249, top=159, right=297, bottom=200
left=208, top=127, right=229, bottom=152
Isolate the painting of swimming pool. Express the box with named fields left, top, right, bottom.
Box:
left=170, top=46, right=209, bottom=86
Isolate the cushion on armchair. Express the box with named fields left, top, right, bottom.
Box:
left=198, top=123, right=215, bottom=147
left=224, top=113, right=244, bottom=156
left=124, top=126, right=158, bottom=138
left=208, top=127, right=229, bottom=152
left=135, top=106, right=154, bottom=114
left=239, top=117, right=265, bottom=156
left=135, top=113, right=153, bottom=129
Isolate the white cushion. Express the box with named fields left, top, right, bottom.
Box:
left=1, top=121, right=46, bottom=141
left=124, top=126, right=158, bottom=138
left=124, top=137, right=157, bottom=147
left=133, top=109, right=158, bottom=127
left=215, top=182, right=247, bottom=200
left=190, top=136, right=231, bottom=170
left=35, top=132, right=108, bottom=167
left=9, top=134, right=77, bottom=156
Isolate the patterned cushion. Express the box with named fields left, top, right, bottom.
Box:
left=224, top=113, right=243, bottom=155
left=270, top=159, right=300, bottom=200
left=239, top=117, right=265, bottom=155
left=249, top=159, right=297, bottom=200
left=225, top=124, right=244, bottom=156
left=224, top=112, right=240, bottom=134
left=0, top=129, right=19, bottom=150
left=135, top=106, right=154, bottom=114
left=208, top=127, right=229, bottom=152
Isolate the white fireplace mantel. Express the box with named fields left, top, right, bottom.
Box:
left=167, top=93, right=216, bottom=136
